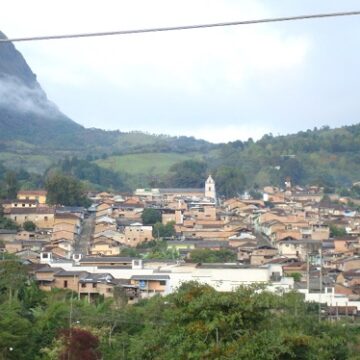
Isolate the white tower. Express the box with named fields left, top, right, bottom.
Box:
left=205, top=175, right=216, bottom=202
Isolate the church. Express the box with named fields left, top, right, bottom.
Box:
left=134, top=175, right=217, bottom=203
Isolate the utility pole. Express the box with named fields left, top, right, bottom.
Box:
left=68, top=274, right=75, bottom=360
left=319, top=247, right=322, bottom=321
left=306, top=246, right=310, bottom=294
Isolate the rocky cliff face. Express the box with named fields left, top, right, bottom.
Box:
left=0, top=31, right=83, bottom=145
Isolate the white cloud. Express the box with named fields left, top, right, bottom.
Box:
left=0, top=0, right=312, bottom=140
left=0, top=75, right=59, bottom=116
left=146, top=124, right=270, bottom=143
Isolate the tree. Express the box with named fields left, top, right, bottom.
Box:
left=215, top=166, right=246, bottom=198
left=120, top=247, right=141, bottom=258
left=152, top=221, right=175, bottom=239
left=249, top=189, right=263, bottom=200
left=189, top=249, right=237, bottom=263
left=0, top=217, right=18, bottom=230
left=0, top=259, right=27, bottom=303
left=169, top=160, right=207, bottom=188
left=279, top=158, right=306, bottom=186
left=23, top=220, right=36, bottom=232
left=0, top=303, right=34, bottom=360
left=141, top=208, right=161, bottom=225
left=59, top=328, right=101, bottom=360
left=287, top=272, right=302, bottom=282
left=329, top=224, right=347, bottom=237
left=45, top=172, right=91, bottom=207
left=4, top=171, right=19, bottom=199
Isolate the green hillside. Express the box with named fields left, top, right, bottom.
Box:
left=95, top=152, right=203, bottom=175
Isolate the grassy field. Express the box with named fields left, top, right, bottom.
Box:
left=95, top=152, right=202, bottom=175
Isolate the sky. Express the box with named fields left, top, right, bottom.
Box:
left=1, top=0, right=360, bottom=143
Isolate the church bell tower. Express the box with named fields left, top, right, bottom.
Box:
left=205, top=175, right=216, bottom=202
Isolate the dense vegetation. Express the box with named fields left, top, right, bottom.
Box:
left=141, top=208, right=162, bottom=225
left=45, top=172, right=91, bottom=207
left=0, top=258, right=359, bottom=359
left=189, top=248, right=237, bottom=263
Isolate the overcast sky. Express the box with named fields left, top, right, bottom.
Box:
left=1, top=0, right=360, bottom=143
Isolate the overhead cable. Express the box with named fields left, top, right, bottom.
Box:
left=0, top=10, right=360, bottom=43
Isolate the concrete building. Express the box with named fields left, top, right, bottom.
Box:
left=40, top=255, right=294, bottom=296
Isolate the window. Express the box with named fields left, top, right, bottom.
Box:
left=159, top=280, right=166, bottom=286
left=64, top=280, right=68, bottom=288
left=44, top=216, right=48, bottom=221
left=14, top=204, right=18, bottom=207
left=22, top=204, right=25, bottom=207
left=92, top=283, right=97, bottom=288
left=81, top=283, right=86, bottom=288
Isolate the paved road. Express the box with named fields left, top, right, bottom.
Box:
left=75, top=213, right=95, bottom=255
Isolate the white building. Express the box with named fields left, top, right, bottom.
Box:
left=40, top=253, right=293, bottom=295
left=205, top=175, right=216, bottom=202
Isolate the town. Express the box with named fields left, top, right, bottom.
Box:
left=1, top=175, right=360, bottom=316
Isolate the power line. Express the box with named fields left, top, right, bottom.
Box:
left=0, top=10, right=360, bottom=43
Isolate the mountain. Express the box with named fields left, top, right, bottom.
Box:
left=0, top=31, right=85, bottom=147
left=2, top=31, right=360, bottom=191
left=0, top=31, right=212, bottom=173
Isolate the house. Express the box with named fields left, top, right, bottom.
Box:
left=0, top=229, right=17, bottom=242
left=334, top=237, right=359, bottom=253
left=130, top=274, right=170, bottom=297
left=56, top=206, right=86, bottom=219
left=43, top=244, right=72, bottom=259
left=162, top=209, right=184, bottom=225
left=95, top=203, right=113, bottom=218
left=35, top=266, right=64, bottom=291
left=35, top=267, right=124, bottom=302
left=93, top=230, right=126, bottom=245
left=339, top=257, right=360, bottom=272
left=337, top=270, right=360, bottom=287
left=6, top=207, right=55, bottom=229
left=277, top=239, right=321, bottom=261
left=54, top=213, right=81, bottom=229
left=11, top=199, right=38, bottom=209
left=250, top=245, right=278, bottom=265
left=16, top=231, right=36, bottom=241
left=94, top=222, right=117, bottom=236
left=90, top=238, right=121, bottom=256
left=51, top=229, right=76, bottom=242
left=17, top=190, right=47, bottom=204
left=124, top=223, right=153, bottom=247
left=5, top=240, right=45, bottom=254
left=78, top=273, right=118, bottom=301
left=53, top=270, right=90, bottom=292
